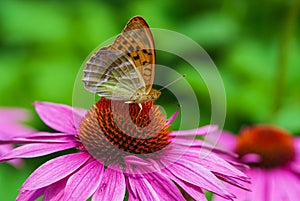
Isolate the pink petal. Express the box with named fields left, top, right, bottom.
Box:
left=169, top=125, right=218, bottom=137
left=0, top=108, right=31, bottom=123
left=34, top=102, right=85, bottom=134
left=93, top=165, right=125, bottom=201
left=167, top=148, right=245, bottom=180
left=170, top=138, right=237, bottom=157
left=23, top=132, right=75, bottom=138
left=163, top=169, right=207, bottom=201
left=0, top=142, right=77, bottom=162
left=64, top=160, right=104, bottom=201
left=124, top=155, right=152, bottom=166
left=165, top=111, right=179, bottom=126
left=290, top=138, right=300, bottom=173
left=127, top=172, right=160, bottom=201
left=217, top=131, right=237, bottom=151
left=290, top=156, right=300, bottom=174
left=212, top=169, right=261, bottom=201
left=215, top=174, right=251, bottom=191
left=244, top=169, right=267, bottom=200
left=162, top=158, right=234, bottom=199
left=0, top=144, right=23, bottom=167
left=212, top=185, right=245, bottom=201
left=22, top=152, right=90, bottom=190
left=0, top=123, right=35, bottom=138
left=126, top=177, right=137, bottom=201
left=294, top=137, right=300, bottom=154
left=2, top=132, right=76, bottom=145
left=7, top=158, right=24, bottom=167
left=128, top=195, right=139, bottom=201
left=268, top=168, right=300, bottom=200
left=43, top=178, right=68, bottom=201
left=142, top=171, right=186, bottom=201
left=16, top=188, right=45, bottom=201
left=191, top=150, right=248, bottom=180
left=10, top=135, right=76, bottom=144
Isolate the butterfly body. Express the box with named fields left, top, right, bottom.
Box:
left=82, top=16, right=160, bottom=105
left=126, top=88, right=161, bottom=104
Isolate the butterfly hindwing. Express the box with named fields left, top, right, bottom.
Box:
left=83, top=50, right=145, bottom=100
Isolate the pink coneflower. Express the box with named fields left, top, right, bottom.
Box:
left=213, top=124, right=300, bottom=201
left=0, top=99, right=249, bottom=200
left=0, top=108, right=34, bottom=167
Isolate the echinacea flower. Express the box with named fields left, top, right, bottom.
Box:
left=0, top=108, right=34, bottom=167
left=213, top=124, right=300, bottom=201
left=0, top=99, right=249, bottom=200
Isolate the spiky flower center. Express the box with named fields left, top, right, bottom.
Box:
left=78, top=98, right=171, bottom=164
left=235, top=124, right=295, bottom=168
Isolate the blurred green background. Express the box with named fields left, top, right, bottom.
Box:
left=0, top=0, right=299, bottom=200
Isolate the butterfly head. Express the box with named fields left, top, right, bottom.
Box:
left=148, top=89, right=161, bottom=101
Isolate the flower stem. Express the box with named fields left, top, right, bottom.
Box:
left=271, top=0, right=298, bottom=118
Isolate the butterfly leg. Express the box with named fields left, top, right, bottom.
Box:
left=138, top=103, right=143, bottom=110
left=136, top=103, right=143, bottom=119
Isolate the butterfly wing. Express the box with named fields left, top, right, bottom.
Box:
left=83, top=50, right=146, bottom=100
left=108, top=16, right=156, bottom=94
left=82, top=16, right=155, bottom=100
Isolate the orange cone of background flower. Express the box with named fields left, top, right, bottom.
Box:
left=213, top=124, right=300, bottom=201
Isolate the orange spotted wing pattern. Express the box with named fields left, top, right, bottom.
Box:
left=82, top=16, right=157, bottom=102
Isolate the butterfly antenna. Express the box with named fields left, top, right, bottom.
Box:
left=159, top=74, right=186, bottom=91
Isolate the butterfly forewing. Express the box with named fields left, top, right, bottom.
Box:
left=83, top=16, right=156, bottom=102
left=109, top=17, right=155, bottom=93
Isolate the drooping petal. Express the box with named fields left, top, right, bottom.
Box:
left=212, top=169, right=262, bottom=201
left=34, top=102, right=85, bottom=134
left=177, top=150, right=250, bottom=190
left=169, top=125, right=218, bottom=137
left=64, top=161, right=104, bottom=201
left=0, top=142, right=77, bottom=162
left=43, top=178, right=68, bottom=201
left=92, top=165, right=125, bottom=201
left=64, top=160, right=104, bottom=201
left=236, top=169, right=267, bottom=201
left=183, top=149, right=248, bottom=180
left=126, top=176, right=138, bottom=201
left=212, top=185, right=246, bottom=201
left=142, top=170, right=186, bottom=201
left=162, top=158, right=234, bottom=200
left=21, top=152, right=90, bottom=190
left=127, top=172, right=160, bottom=201
left=16, top=188, right=45, bottom=201
left=171, top=138, right=237, bottom=157
left=163, top=169, right=207, bottom=201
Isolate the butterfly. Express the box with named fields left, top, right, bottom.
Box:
left=82, top=16, right=161, bottom=109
